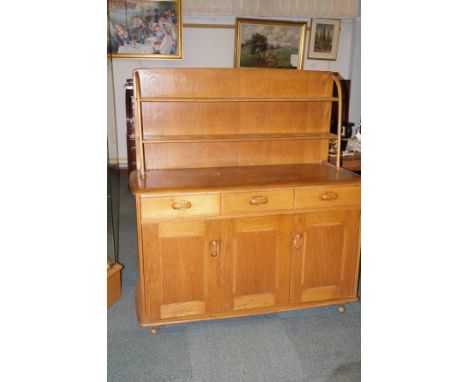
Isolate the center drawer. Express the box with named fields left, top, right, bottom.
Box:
left=141, top=193, right=220, bottom=220
left=221, top=189, right=294, bottom=215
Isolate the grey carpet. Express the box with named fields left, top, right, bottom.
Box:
left=108, top=175, right=361, bottom=382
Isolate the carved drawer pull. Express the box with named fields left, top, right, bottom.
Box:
left=249, top=196, right=269, bottom=205
left=209, top=240, right=219, bottom=257
left=293, top=233, right=303, bottom=249
left=171, top=200, right=192, bottom=210
left=321, top=191, right=339, bottom=201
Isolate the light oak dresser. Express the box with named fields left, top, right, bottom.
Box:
left=129, top=68, right=361, bottom=335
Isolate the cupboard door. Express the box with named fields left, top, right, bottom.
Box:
left=220, top=215, right=293, bottom=311
left=290, top=210, right=360, bottom=303
left=141, top=219, right=220, bottom=320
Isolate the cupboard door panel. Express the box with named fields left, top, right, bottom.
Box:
left=141, top=219, right=220, bottom=320
left=301, top=223, right=344, bottom=289
left=290, top=210, right=360, bottom=303
left=220, top=215, right=292, bottom=311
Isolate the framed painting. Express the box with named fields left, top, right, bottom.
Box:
left=308, top=19, right=341, bottom=60
left=234, top=18, right=307, bottom=69
left=107, top=0, right=182, bottom=59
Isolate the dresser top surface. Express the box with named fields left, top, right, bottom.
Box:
left=130, top=163, right=360, bottom=195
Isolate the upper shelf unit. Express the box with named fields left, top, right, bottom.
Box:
left=133, top=68, right=344, bottom=175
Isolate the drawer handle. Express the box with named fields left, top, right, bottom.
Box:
left=249, top=196, right=269, bottom=205
left=321, top=192, right=339, bottom=201
left=171, top=200, right=192, bottom=210
left=209, top=240, right=219, bottom=257
left=293, top=233, right=303, bottom=249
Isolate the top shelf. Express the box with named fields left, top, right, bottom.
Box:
left=129, top=163, right=360, bottom=195
left=139, top=96, right=339, bottom=103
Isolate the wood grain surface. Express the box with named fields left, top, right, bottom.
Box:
left=130, top=68, right=360, bottom=329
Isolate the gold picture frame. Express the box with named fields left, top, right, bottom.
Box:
left=234, top=18, right=307, bottom=70
left=308, top=18, right=341, bottom=61
left=107, top=0, right=182, bottom=59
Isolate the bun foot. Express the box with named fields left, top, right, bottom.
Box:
left=149, top=326, right=159, bottom=335
left=337, top=304, right=345, bottom=314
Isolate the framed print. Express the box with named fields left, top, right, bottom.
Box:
left=308, top=19, right=340, bottom=60
left=234, top=18, right=307, bottom=69
left=107, top=0, right=182, bottom=59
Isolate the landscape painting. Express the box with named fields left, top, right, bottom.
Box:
left=107, top=0, right=182, bottom=59
left=235, top=19, right=307, bottom=69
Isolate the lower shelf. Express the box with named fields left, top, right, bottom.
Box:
left=135, top=294, right=359, bottom=327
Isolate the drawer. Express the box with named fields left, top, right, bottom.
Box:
left=295, top=185, right=360, bottom=209
left=141, top=194, right=220, bottom=220
left=221, top=189, right=294, bottom=215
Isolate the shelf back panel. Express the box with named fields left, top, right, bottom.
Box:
left=144, top=140, right=328, bottom=170
left=136, top=68, right=334, bottom=99
left=141, top=102, right=331, bottom=136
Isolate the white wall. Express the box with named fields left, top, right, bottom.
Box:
left=348, top=0, right=361, bottom=130
left=107, top=58, right=119, bottom=164
left=348, top=18, right=361, bottom=128
left=109, top=15, right=361, bottom=167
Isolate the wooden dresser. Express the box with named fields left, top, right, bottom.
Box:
left=129, top=68, right=361, bottom=335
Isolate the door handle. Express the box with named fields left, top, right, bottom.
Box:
left=293, top=233, right=303, bottom=249
left=209, top=240, right=219, bottom=257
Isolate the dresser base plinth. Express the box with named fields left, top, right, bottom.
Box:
left=135, top=296, right=359, bottom=328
